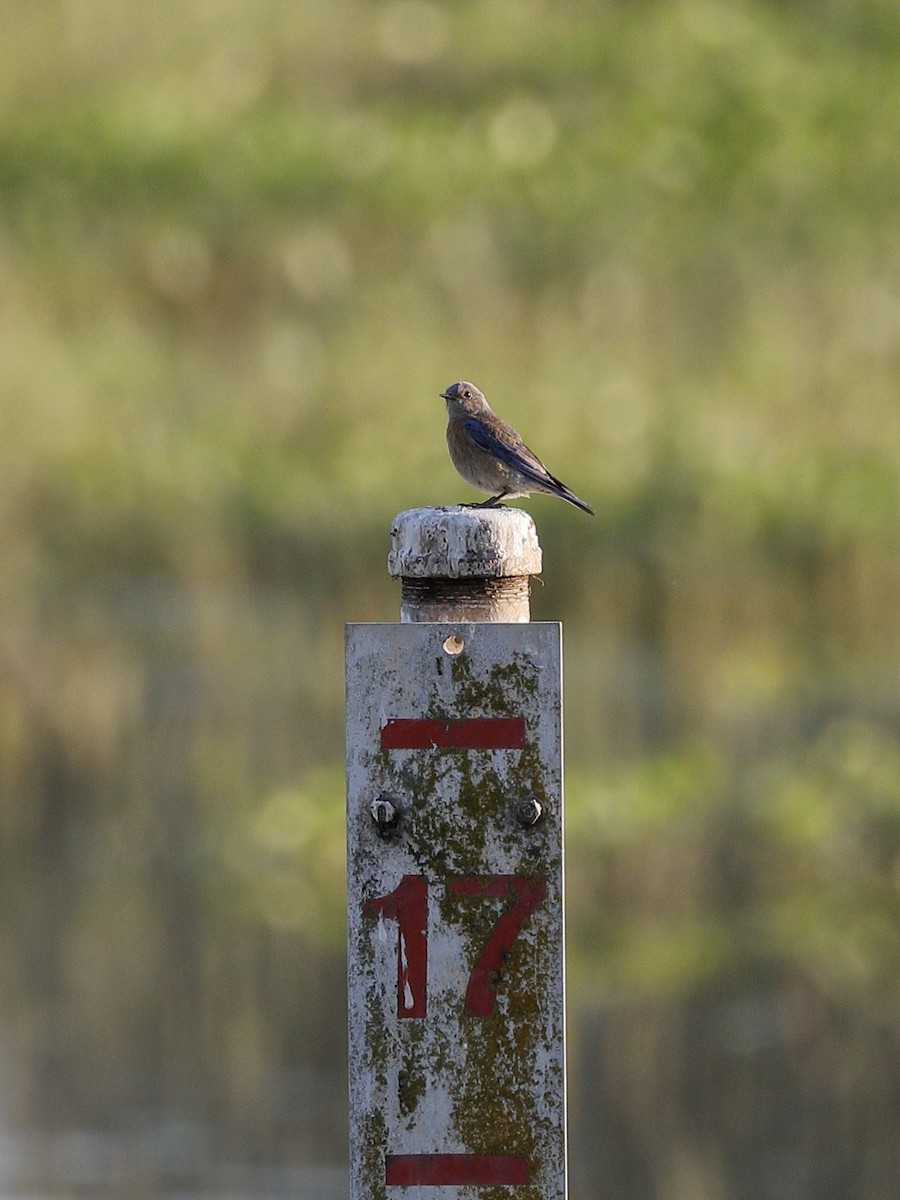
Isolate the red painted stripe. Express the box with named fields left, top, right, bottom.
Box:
left=385, top=1153, right=528, bottom=1185
left=381, top=717, right=525, bottom=750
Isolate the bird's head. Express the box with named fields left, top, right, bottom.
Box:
left=440, top=381, right=489, bottom=419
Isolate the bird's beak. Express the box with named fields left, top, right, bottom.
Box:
left=439, top=390, right=452, bottom=400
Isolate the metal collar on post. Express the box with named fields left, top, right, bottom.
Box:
left=388, top=506, right=543, bottom=623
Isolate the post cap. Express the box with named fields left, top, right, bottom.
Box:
left=388, top=506, right=542, bottom=580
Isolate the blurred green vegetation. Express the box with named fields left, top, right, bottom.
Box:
left=0, top=1, right=898, bottom=1196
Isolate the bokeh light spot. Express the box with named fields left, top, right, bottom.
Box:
left=379, top=1, right=449, bottom=65
left=281, top=224, right=353, bottom=301
left=489, top=96, right=558, bottom=168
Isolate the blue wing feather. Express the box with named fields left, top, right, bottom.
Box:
left=463, top=418, right=550, bottom=487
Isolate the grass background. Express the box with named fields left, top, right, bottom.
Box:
left=0, top=1, right=898, bottom=1196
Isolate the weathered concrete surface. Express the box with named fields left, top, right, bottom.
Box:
left=388, top=507, right=542, bottom=580
left=388, top=508, right=542, bottom=623
left=346, top=622, right=566, bottom=1199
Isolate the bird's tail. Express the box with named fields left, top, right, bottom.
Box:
left=561, top=490, right=594, bottom=516
left=550, top=478, right=594, bottom=515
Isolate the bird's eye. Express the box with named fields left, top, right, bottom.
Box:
left=463, top=389, right=471, bottom=399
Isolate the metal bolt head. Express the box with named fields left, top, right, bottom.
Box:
left=370, top=795, right=399, bottom=831
left=514, top=796, right=543, bottom=828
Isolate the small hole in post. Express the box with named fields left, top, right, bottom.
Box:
left=442, top=635, right=465, bottom=656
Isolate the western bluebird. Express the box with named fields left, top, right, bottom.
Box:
left=441, top=381, right=594, bottom=515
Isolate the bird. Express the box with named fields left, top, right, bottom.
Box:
left=440, top=381, right=594, bottom=515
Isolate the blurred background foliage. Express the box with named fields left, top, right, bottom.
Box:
left=0, top=0, right=898, bottom=1196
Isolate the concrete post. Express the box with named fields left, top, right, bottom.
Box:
left=388, top=506, right=542, bottom=623
left=346, top=507, right=566, bottom=1198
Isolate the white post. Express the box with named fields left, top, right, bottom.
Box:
left=388, top=505, right=542, bottom=623
left=346, top=506, right=566, bottom=1198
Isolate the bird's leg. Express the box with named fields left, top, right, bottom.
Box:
left=474, top=492, right=509, bottom=508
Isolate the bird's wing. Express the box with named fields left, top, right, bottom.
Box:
left=463, top=417, right=552, bottom=486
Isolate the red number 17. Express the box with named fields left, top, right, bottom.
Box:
left=364, top=873, right=546, bottom=1020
